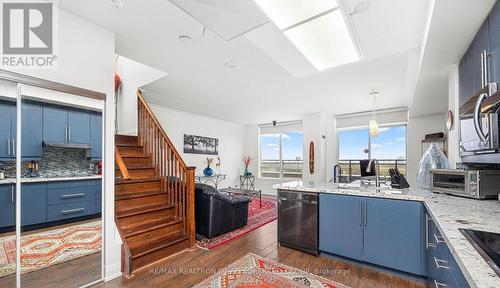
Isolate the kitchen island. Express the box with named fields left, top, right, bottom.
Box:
left=275, top=181, right=500, bottom=288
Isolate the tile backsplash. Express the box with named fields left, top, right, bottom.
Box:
left=0, top=146, right=97, bottom=178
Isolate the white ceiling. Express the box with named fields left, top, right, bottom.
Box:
left=58, top=0, right=494, bottom=124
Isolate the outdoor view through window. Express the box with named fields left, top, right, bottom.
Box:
left=339, top=125, right=407, bottom=179
left=260, top=131, right=304, bottom=178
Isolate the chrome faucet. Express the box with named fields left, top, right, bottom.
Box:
left=366, top=159, right=381, bottom=188
left=333, top=164, right=342, bottom=183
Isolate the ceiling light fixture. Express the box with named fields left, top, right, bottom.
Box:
left=111, top=0, right=124, bottom=8
left=178, top=35, right=193, bottom=43
left=224, top=61, right=236, bottom=69
left=254, top=0, right=362, bottom=71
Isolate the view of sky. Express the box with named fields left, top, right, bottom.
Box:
left=261, top=131, right=304, bottom=160
left=339, top=125, right=406, bottom=160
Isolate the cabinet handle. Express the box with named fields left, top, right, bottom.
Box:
left=364, top=201, right=367, bottom=227
left=434, top=279, right=447, bottom=287
left=434, top=233, right=446, bottom=244
left=12, top=139, right=15, bottom=156
left=68, top=126, right=71, bottom=141
left=481, top=51, right=485, bottom=88
left=426, top=214, right=436, bottom=249
left=434, top=257, right=450, bottom=270
left=359, top=201, right=363, bottom=226
left=61, top=208, right=85, bottom=215
left=7, top=139, right=10, bottom=155
left=11, top=186, right=14, bottom=203
left=483, top=49, right=489, bottom=86
left=61, top=193, right=85, bottom=199
left=65, top=126, right=68, bottom=141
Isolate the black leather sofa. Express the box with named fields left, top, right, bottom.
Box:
left=195, top=183, right=250, bottom=239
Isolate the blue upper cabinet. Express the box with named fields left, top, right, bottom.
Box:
left=0, top=101, right=16, bottom=159
left=0, top=184, right=15, bottom=228
left=22, top=101, right=43, bottom=158
left=90, top=112, right=102, bottom=159
left=489, top=0, right=500, bottom=84
left=319, top=194, right=364, bottom=261
left=67, top=108, right=90, bottom=144
left=363, top=198, right=425, bottom=276
left=43, top=105, right=67, bottom=143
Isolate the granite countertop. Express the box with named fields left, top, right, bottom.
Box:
left=274, top=181, right=500, bottom=288
left=0, top=175, right=102, bottom=184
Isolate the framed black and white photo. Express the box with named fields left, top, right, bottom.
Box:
left=183, top=134, right=219, bottom=155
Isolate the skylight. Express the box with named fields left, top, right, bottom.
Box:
left=254, top=0, right=361, bottom=71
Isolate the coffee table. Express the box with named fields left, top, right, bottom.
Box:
left=219, top=187, right=262, bottom=208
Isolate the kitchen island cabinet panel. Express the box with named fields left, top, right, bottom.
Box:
left=319, top=194, right=364, bottom=261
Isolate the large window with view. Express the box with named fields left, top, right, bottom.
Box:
left=260, top=131, right=304, bottom=178
left=338, top=124, right=407, bottom=181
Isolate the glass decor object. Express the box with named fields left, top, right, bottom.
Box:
left=417, top=143, right=450, bottom=189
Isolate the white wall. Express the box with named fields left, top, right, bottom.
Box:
left=448, top=65, right=460, bottom=168
left=302, top=113, right=328, bottom=184
left=115, top=56, right=167, bottom=135
left=4, top=9, right=120, bottom=281
left=149, top=103, right=245, bottom=187
left=407, top=114, right=446, bottom=187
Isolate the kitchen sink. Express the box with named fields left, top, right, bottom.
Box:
left=460, top=228, right=500, bottom=276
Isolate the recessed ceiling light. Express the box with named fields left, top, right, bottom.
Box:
left=224, top=61, right=236, bottom=68
left=111, top=0, right=124, bottom=8
left=178, top=35, right=193, bottom=43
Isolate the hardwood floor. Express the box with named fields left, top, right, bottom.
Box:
left=100, top=220, right=426, bottom=288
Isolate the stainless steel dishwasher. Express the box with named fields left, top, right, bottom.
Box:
left=277, top=190, right=318, bottom=255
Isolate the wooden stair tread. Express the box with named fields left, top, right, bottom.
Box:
left=115, top=190, right=166, bottom=200
left=116, top=203, right=174, bottom=219
left=116, top=143, right=142, bottom=147
left=120, top=213, right=181, bottom=238
left=129, top=231, right=188, bottom=259
left=115, top=166, right=154, bottom=170
left=115, top=177, right=161, bottom=184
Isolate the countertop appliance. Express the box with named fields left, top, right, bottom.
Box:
left=277, top=190, right=318, bottom=255
left=460, top=229, right=500, bottom=277
left=430, top=169, right=500, bottom=199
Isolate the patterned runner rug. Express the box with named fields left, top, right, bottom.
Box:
left=193, top=253, right=349, bottom=288
left=0, top=220, right=101, bottom=277
left=197, top=195, right=277, bottom=250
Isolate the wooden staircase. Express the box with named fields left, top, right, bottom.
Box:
left=115, top=91, right=195, bottom=277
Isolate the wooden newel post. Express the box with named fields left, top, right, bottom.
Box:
left=186, top=167, right=196, bottom=248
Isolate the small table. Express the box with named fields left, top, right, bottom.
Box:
left=196, top=174, right=226, bottom=189
left=219, top=187, right=262, bottom=208
left=240, top=175, right=255, bottom=191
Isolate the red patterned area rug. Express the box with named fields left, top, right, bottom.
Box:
left=197, top=195, right=277, bottom=250
left=0, top=220, right=101, bottom=277
left=193, top=253, right=349, bottom=288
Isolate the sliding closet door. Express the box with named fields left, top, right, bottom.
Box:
left=0, top=80, right=19, bottom=288
left=19, top=85, right=103, bottom=288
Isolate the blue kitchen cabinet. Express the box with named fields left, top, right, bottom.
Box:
left=363, top=198, right=425, bottom=275
left=0, top=184, right=15, bottom=228
left=319, top=194, right=364, bottom=261
left=489, top=0, right=500, bottom=84
left=43, top=105, right=67, bottom=143
left=90, top=112, right=102, bottom=159
left=95, top=180, right=102, bottom=213
left=0, top=101, right=16, bottom=159
left=67, top=108, right=90, bottom=144
left=21, top=183, right=46, bottom=226
left=21, top=101, right=43, bottom=158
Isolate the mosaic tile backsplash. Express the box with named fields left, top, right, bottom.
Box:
left=0, top=146, right=97, bottom=178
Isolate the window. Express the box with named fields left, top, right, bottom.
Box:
left=260, top=131, right=304, bottom=178
left=338, top=124, right=407, bottom=179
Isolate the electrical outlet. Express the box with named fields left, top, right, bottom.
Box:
left=89, top=163, right=95, bottom=170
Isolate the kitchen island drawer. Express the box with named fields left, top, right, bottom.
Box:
left=47, top=201, right=95, bottom=222
left=47, top=186, right=95, bottom=205
left=47, top=180, right=96, bottom=190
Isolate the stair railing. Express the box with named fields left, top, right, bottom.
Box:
left=136, top=90, right=196, bottom=248
left=115, top=148, right=131, bottom=180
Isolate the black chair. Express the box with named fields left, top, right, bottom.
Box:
left=195, top=183, right=250, bottom=239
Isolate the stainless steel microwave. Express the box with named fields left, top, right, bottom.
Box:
left=430, top=169, right=500, bottom=199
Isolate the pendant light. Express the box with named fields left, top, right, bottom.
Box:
left=369, top=90, right=380, bottom=137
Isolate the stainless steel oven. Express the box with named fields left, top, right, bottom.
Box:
left=277, top=190, right=318, bottom=255
left=430, top=169, right=500, bottom=199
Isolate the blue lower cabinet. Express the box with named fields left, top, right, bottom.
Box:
left=21, top=183, right=47, bottom=226
left=363, top=198, right=425, bottom=275
left=0, top=184, right=15, bottom=228
left=95, top=180, right=102, bottom=213
left=47, top=186, right=95, bottom=205
left=47, top=201, right=95, bottom=222
left=320, top=194, right=364, bottom=261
